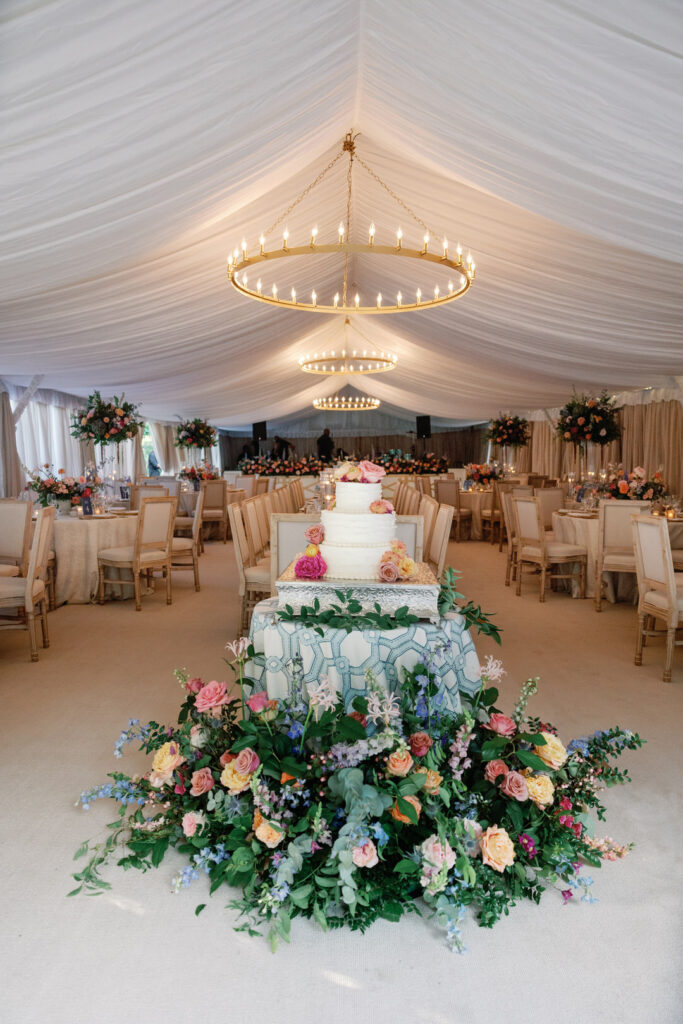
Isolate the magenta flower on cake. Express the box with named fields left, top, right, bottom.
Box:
left=294, top=553, right=327, bottom=579
left=358, top=459, right=386, bottom=483
left=369, top=499, right=394, bottom=514
left=304, top=524, right=325, bottom=545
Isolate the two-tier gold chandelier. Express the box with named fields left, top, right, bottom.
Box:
left=226, top=132, right=476, bottom=317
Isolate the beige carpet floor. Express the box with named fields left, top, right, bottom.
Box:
left=1, top=538, right=681, bottom=1024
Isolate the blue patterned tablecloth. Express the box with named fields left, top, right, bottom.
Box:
left=246, top=598, right=481, bottom=715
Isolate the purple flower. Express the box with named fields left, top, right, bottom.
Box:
left=518, top=833, right=537, bottom=858
left=561, top=889, right=573, bottom=905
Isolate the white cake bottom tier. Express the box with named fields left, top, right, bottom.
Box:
left=319, top=542, right=388, bottom=580
left=321, top=509, right=395, bottom=547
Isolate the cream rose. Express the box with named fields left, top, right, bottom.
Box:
left=151, top=741, right=185, bottom=778
left=352, top=839, right=378, bottom=868
left=220, top=762, right=252, bottom=794
left=523, top=771, right=555, bottom=809
left=416, top=767, right=443, bottom=794
left=534, top=731, right=568, bottom=770
left=480, top=825, right=516, bottom=873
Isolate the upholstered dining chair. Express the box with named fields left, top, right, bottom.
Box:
left=253, top=477, right=270, bottom=496
left=228, top=502, right=270, bottom=633
left=527, top=475, right=547, bottom=488
left=98, top=496, right=177, bottom=610
left=0, top=499, right=32, bottom=578
left=291, top=479, right=305, bottom=511
left=242, top=495, right=267, bottom=563
left=418, top=494, right=439, bottom=555
left=594, top=501, right=651, bottom=612
left=0, top=506, right=55, bottom=661
left=513, top=496, right=587, bottom=601
left=500, top=491, right=519, bottom=587
left=481, top=482, right=505, bottom=544
left=401, top=486, right=421, bottom=517
left=199, top=478, right=229, bottom=542
left=434, top=479, right=472, bottom=541
left=534, top=487, right=564, bottom=532
left=427, top=504, right=454, bottom=579
left=632, top=514, right=683, bottom=682
left=129, top=484, right=168, bottom=510
left=171, top=489, right=204, bottom=591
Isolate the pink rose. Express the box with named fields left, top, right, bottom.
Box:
left=185, top=676, right=203, bottom=694
left=294, top=553, right=327, bottom=579
left=351, top=839, right=378, bottom=868
left=484, top=759, right=509, bottom=783
left=409, top=732, right=433, bottom=757
left=369, top=499, right=394, bottom=514
left=304, top=524, right=325, bottom=545
left=484, top=713, right=516, bottom=737
left=189, top=767, right=215, bottom=796
left=499, top=770, right=529, bottom=801
left=420, top=834, right=456, bottom=871
left=246, top=691, right=269, bottom=713
left=379, top=560, right=400, bottom=582
left=182, top=811, right=205, bottom=837
left=358, top=460, right=386, bottom=484
left=234, top=747, right=260, bottom=774
left=195, top=680, right=229, bottom=713
left=219, top=750, right=236, bottom=767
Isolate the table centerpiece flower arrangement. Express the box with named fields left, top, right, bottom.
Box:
left=603, top=465, right=666, bottom=501
left=71, top=645, right=641, bottom=953
left=175, top=418, right=217, bottom=451
left=464, top=463, right=500, bottom=485
left=26, top=464, right=102, bottom=508
left=178, top=462, right=221, bottom=483
left=70, top=391, right=142, bottom=445
left=487, top=414, right=529, bottom=450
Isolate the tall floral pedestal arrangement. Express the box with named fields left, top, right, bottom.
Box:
left=175, top=419, right=218, bottom=469
left=555, top=392, right=621, bottom=482
left=71, top=391, right=143, bottom=493
left=487, top=415, right=530, bottom=474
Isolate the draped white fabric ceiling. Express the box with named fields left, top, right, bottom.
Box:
left=1, top=0, right=681, bottom=426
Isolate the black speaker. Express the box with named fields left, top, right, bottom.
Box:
left=416, top=415, right=431, bottom=439
left=252, top=421, right=267, bottom=443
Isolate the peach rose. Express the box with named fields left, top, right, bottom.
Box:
left=252, top=809, right=263, bottom=830
left=369, top=499, right=394, bottom=514
left=499, top=770, right=529, bottom=801
left=484, top=712, right=516, bottom=737
left=219, top=749, right=236, bottom=767
left=358, top=460, right=386, bottom=483
left=189, top=767, right=215, bottom=796
left=409, top=732, right=433, bottom=757
left=234, top=747, right=260, bottom=774
left=481, top=825, right=516, bottom=873
left=181, top=811, right=206, bottom=837
left=416, top=767, right=442, bottom=795
left=391, top=795, right=422, bottom=823
left=534, top=731, right=568, bottom=770
left=352, top=839, right=378, bottom=868
left=304, top=524, right=325, bottom=545
left=344, top=465, right=362, bottom=481
left=618, top=480, right=630, bottom=494
left=484, top=759, right=509, bottom=783
left=391, top=539, right=407, bottom=555
left=398, top=556, right=416, bottom=578
left=379, top=560, right=400, bottom=583
left=220, top=762, right=252, bottom=794
left=523, top=771, right=555, bottom=809
left=255, top=820, right=285, bottom=848
left=194, top=680, right=229, bottom=713
left=380, top=550, right=401, bottom=566
left=386, top=749, right=414, bottom=777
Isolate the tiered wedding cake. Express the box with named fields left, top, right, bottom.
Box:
left=319, top=480, right=395, bottom=580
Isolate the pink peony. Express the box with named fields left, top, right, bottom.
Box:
left=358, top=460, right=386, bottom=483
left=499, top=770, right=529, bottom=802
left=234, top=747, right=260, bottom=774
left=304, top=524, right=325, bottom=545
left=484, top=713, right=516, bottom=737
left=294, top=553, right=327, bottom=579
left=409, top=732, right=433, bottom=757
left=189, top=767, right=215, bottom=796
left=484, top=759, right=509, bottom=783
left=369, top=499, right=394, bottom=514
left=351, top=838, right=378, bottom=868
left=379, top=560, right=400, bottom=583
left=182, top=811, right=206, bottom=837
left=194, top=680, right=229, bottom=713
left=246, top=691, right=269, bottom=713
left=185, top=676, right=203, bottom=694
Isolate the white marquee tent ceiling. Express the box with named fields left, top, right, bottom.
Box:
left=1, top=0, right=682, bottom=426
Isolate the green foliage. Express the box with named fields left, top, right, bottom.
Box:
left=277, top=591, right=419, bottom=634
left=439, top=568, right=502, bottom=645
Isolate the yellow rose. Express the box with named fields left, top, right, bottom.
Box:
left=534, top=731, right=568, bottom=770
left=523, top=770, right=555, bottom=809
left=398, top=556, right=416, bottom=578
left=220, top=762, right=252, bottom=794
left=304, top=544, right=319, bottom=556
left=255, top=820, right=285, bottom=848
left=480, top=825, right=515, bottom=873
left=416, top=767, right=443, bottom=794
left=152, top=741, right=185, bottom=777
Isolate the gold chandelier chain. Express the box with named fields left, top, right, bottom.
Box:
left=354, top=154, right=440, bottom=241
left=262, top=149, right=345, bottom=239
left=342, top=143, right=354, bottom=308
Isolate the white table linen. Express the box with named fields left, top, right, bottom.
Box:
left=53, top=516, right=138, bottom=604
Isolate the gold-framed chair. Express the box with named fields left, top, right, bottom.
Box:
left=632, top=514, right=683, bottom=682
left=426, top=504, right=454, bottom=579
left=0, top=499, right=32, bottom=578
left=434, top=479, right=472, bottom=541
left=0, top=506, right=55, bottom=661
left=594, top=501, right=651, bottom=612
left=513, top=496, right=587, bottom=601
left=500, top=491, right=518, bottom=587
left=534, top=487, right=564, bottom=533
left=228, top=502, right=270, bottom=633
left=129, top=484, right=168, bottom=510
left=481, top=482, right=505, bottom=544
left=171, top=489, right=204, bottom=591
left=97, top=496, right=177, bottom=610
left=418, top=494, right=439, bottom=555
left=199, top=478, right=229, bottom=542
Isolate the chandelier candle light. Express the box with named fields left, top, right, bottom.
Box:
left=313, top=394, right=380, bottom=411
left=226, top=133, right=476, bottom=316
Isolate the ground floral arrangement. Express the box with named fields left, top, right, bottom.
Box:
left=26, top=464, right=102, bottom=507
left=486, top=415, right=529, bottom=449
left=70, top=390, right=142, bottom=445
left=175, top=418, right=217, bottom=450
left=71, top=631, right=641, bottom=952
left=555, top=391, right=621, bottom=447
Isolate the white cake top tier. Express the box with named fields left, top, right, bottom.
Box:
left=334, top=481, right=382, bottom=514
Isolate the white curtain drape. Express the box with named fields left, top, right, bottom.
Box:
left=149, top=422, right=182, bottom=475
left=12, top=399, right=90, bottom=478
left=0, top=389, right=23, bottom=497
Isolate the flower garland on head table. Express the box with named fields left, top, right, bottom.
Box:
left=70, top=391, right=142, bottom=445
left=71, top=626, right=642, bottom=952
left=486, top=415, right=529, bottom=449
left=374, top=451, right=449, bottom=475
left=175, top=419, right=217, bottom=450
left=555, top=391, right=621, bottom=447
left=238, top=454, right=324, bottom=476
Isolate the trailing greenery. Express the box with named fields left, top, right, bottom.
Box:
left=438, top=568, right=502, bottom=645
left=278, top=591, right=419, bottom=635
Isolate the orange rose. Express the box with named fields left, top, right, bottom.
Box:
left=386, top=749, right=414, bottom=777
left=481, top=825, right=515, bottom=873
left=415, top=767, right=443, bottom=795
left=391, top=795, right=422, bottom=823
left=252, top=809, right=264, bottom=830
left=255, top=820, right=285, bottom=848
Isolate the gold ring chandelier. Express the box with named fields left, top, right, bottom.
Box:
left=313, top=393, right=380, bottom=411
left=226, top=132, right=476, bottom=316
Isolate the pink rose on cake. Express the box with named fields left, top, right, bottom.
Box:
left=358, top=460, right=386, bottom=483
left=369, top=499, right=394, bottom=514
left=304, top=524, right=325, bottom=545
left=379, top=560, right=401, bottom=582
left=294, top=553, right=327, bottom=579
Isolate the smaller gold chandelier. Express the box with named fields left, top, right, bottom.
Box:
left=313, top=393, right=380, bottom=411
left=300, top=349, right=397, bottom=375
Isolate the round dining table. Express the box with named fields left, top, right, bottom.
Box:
left=52, top=514, right=138, bottom=604
left=459, top=489, right=492, bottom=540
